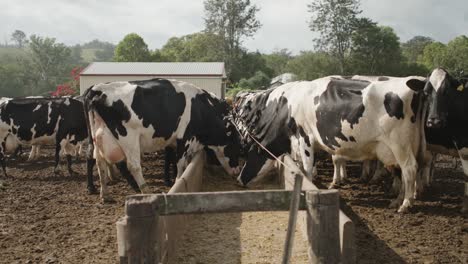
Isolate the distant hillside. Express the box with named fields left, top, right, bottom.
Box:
left=0, top=46, right=110, bottom=63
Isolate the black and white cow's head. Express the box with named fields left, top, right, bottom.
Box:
left=236, top=90, right=292, bottom=186
left=187, top=93, right=242, bottom=176
left=425, top=68, right=464, bottom=128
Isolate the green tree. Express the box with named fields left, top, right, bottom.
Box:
left=308, top=0, right=361, bottom=74
left=349, top=19, right=402, bottom=75
left=158, top=32, right=224, bottom=62
left=285, top=51, right=340, bottom=80
left=421, top=42, right=446, bottom=70
left=204, top=0, right=262, bottom=78
left=11, top=30, right=27, bottom=48
left=114, top=33, right=151, bottom=62
left=443, top=35, right=468, bottom=75
left=238, top=70, right=271, bottom=89
left=401, top=36, right=433, bottom=64
left=230, top=50, right=272, bottom=83
left=263, top=49, right=292, bottom=77
left=27, top=35, right=72, bottom=94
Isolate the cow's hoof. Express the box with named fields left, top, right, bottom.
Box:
left=139, top=183, right=150, bottom=194
left=87, top=186, right=99, bottom=195
left=328, top=183, right=340, bottom=189
left=164, top=180, right=173, bottom=187
left=397, top=201, right=411, bottom=213
left=461, top=199, right=468, bottom=214
left=388, top=199, right=401, bottom=209
left=101, top=196, right=115, bottom=203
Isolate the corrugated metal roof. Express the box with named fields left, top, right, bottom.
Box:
left=81, top=62, right=226, bottom=77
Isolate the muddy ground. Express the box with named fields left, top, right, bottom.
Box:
left=0, top=147, right=466, bottom=263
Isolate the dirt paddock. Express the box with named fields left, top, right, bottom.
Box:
left=0, top=147, right=466, bottom=263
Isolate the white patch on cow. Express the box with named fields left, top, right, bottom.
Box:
left=429, top=68, right=447, bottom=92
left=4, top=134, right=19, bottom=153
left=32, top=105, right=41, bottom=112
left=47, top=102, right=52, bottom=124
left=0, top=97, right=11, bottom=105
left=64, top=98, right=70, bottom=106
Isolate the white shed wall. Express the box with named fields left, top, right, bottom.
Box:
left=80, top=76, right=224, bottom=98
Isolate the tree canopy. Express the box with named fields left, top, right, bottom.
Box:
left=113, top=33, right=151, bottom=62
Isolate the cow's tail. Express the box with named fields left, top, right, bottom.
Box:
left=82, top=87, right=98, bottom=194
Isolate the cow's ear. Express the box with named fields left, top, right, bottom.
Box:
left=406, top=79, right=426, bottom=92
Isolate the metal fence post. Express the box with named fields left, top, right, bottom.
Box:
left=306, top=189, right=340, bottom=264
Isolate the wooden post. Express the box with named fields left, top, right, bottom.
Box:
left=339, top=213, right=356, bottom=264
left=306, top=190, right=340, bottom=264
left=116, top=217, right=129, bottom=263
left=282, top=173, right=303, bottom=264
left=120, top=194, right=159, bottom=264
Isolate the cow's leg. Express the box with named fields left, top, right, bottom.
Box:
left=390, top=168, right=402, bottom=196
left=86, top=141, right=98, bottom=194
left=415, top=152, right=434, bottom=198
left=392, top=149, right=417, bottom=213
left=13, top=145, right=23, bottom=158
left=66, top=154, right=74, bottom=176
left=164, top=147, right=175, bottom=187
left=28, top=145, right=36, bottom=161
left=361, top=160, right=371, bottom=182
left=95, top=154, right=113, bottom=203
left=298, top=135, right=314, bottom=181
left=53, top=144, right=61, bottom=175
left=115, top=161, right=140, bottom=192
left=0, top=152, right=7, bottom=177
left=369, top=161, right=389, bottom=184
left=118, top=136, right=148, bottom=193
left=329, top=156, right=343, bottom=189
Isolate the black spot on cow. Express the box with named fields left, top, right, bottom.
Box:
left=378, top=76, right=389, bottom=81
left=130, top=79, right=186, bottom=139
left=384, top=92, right=404, bottom=119
left=87, top=90, right=131, bottom=139
left=314, top=96, right=319, bottom=105
left=315, top=79, right=368, bottom=150
left=298, top=126, right=311, bottom=147
left=349, top=136, right=356, bottom=142
left=304, top=149, right=310, bottom=157
left=410, top=93, right=421, bottom=123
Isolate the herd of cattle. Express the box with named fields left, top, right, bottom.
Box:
left=0, top=67, right=466, bottom=214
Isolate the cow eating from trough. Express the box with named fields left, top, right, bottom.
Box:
left=235, top=76, right=429, bottom=213
left=83, top=78, right=241, bottom=202
left=0, top=96, right=87, bottom=177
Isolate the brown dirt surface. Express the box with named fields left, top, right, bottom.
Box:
left=314, top=156, right=467, bottom=264
left=0, top=148, right=170, bottom=264
left=1, top=147, right=467, bottom=264
left=172, top=168, right=309, bottom=264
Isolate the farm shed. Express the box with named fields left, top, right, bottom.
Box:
left=79, top=62, right=227, bottom=98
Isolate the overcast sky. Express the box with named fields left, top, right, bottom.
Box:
left=1, top=0, right=467, bottom=54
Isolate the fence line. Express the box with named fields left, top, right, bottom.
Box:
left=278, top=154, right=356, bottom=264
left=116, top=152, right=356, bottom=264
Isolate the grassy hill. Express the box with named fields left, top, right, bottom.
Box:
left=0, top=46, right=104, bottom=63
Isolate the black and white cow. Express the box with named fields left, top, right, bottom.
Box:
left=236, top=76, right=429, bottom=213
left=83, top=78, right=241, bottom=201
left=0, top=96, right=88, bottom=176
left=335, top=70, right=468, bottom=212
left=410, top=69, right=467, bottom=212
